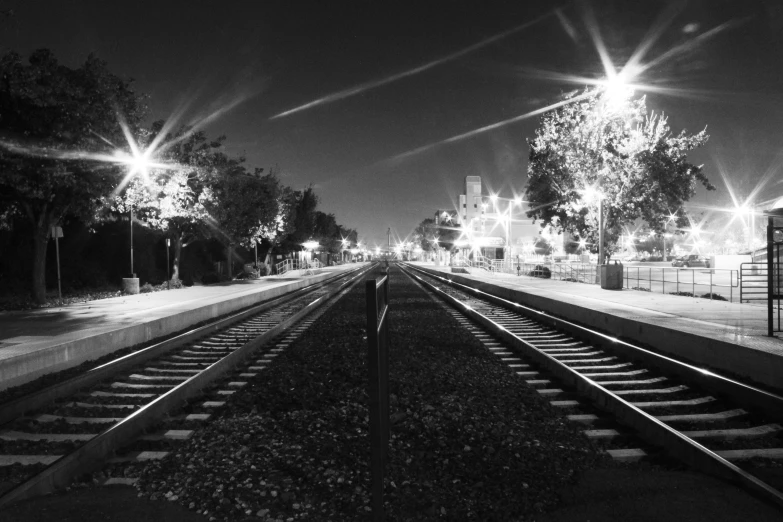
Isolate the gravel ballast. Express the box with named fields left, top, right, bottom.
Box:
left=133, top=267, right=606, bottom=520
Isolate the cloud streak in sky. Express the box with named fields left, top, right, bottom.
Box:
left=269, top=9, right=558, bottom=120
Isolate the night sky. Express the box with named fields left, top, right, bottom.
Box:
left=2, top=1, right=782, bottom=247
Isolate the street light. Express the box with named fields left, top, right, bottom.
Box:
left=488, top=194, right=524, bottom=267
left=112, top=148, right=169, bottom=278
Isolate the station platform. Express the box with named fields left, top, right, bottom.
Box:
left=0, top=265, right=363, bottom=392
left=412, top=263, right=783, bottom=393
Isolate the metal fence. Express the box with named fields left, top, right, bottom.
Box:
left=623, top=266, right=739, bottom=301
left=365, top=274, right=390, bottom=521
left=275, top=258, right=323, bottom=276
left=473, top=260, right=740, bottom=301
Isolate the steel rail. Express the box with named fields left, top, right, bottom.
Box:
left=0, top=266, right=365, bottom=427
left=404, top=264, right=783, bottom=419
left=0, top=264, right=374, bottom=507
left=400, top=264, right=783, bottom=509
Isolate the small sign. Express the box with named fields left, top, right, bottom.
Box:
left=51, top=226, right=63, bottom=239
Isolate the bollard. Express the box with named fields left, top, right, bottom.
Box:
left=366, top=275, right=390, bottom=521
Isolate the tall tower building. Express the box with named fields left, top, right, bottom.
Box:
left=459, top=175, right=485, bottom=231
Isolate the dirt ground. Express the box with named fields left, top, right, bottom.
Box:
left=3, top=467, right=782, bottom=521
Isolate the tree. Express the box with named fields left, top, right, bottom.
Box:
left=412, top=217, right=461, bottom=261
left=525, top=88, right=713, bottom=261
left=280, top=186, right=319, bottom=252
left=106, top=126, right=229, bottom=281
left=0, top=49, right=146, bottom=303
left=203, top=164, right=282, bottom=278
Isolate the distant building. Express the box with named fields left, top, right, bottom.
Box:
left=455, top=175, right=557, bottom=259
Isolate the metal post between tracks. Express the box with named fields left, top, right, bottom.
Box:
left=366, top=274, right=390, bottom=521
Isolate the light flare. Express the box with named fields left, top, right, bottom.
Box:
left=269, top=10, right=557, bottom=119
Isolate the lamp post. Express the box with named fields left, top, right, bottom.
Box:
left=489, top=194, right=524, bottom=269
left=166, top=237, right=171, bottom=289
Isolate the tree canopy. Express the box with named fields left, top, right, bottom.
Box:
left=0, top=49, right=146, bottom=302
left=524, top=88, right=713, bottom=260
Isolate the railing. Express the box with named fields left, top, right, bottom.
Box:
left=475, top=260, right=740, bottom=301
left=275, top=259, right=296, bottom=276
left=275, top=258, right=322, bottom=276
left=624, top=266, right=739, bottom=301
left=740, top=263, right=778, bottom=304
left=365, top=273, right=390, bottom=521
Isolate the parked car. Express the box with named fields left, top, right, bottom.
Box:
left=672, top=254, right=711, bottom=268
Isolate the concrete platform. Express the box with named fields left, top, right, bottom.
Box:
left=412, top=263, right=783, bottom=393
left=0, top=265, right=363, bottom=392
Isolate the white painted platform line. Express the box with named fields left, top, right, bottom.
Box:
left=216, top=390, right=236, bottom=395
left=537, top=389, right=563, bottom=396
left=202, top=401, right=225, bottom=407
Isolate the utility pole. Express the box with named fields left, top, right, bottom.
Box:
left=387, top=228, right=391, bottom=253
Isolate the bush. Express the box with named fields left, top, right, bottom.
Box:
left=529, top=265, right=551, bottom=278
left=201, top=272, right=220, bottom=285
left=701, top=292, right=727, bottom=301
left=631, top=286, right=651, bottom=292
left=669, top=291, right=694, bottom=297
left=168, top=278, right=184, bottom=289
left=140, top=283, right=154, bottom=293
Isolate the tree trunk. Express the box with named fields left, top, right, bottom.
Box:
left=225, top=243, right=233, bottom=279
left=31, top=211, right=51, bottom=305
left=172, top=234, right=183, bottom=281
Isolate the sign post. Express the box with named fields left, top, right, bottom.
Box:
left=166, top=238, right=171, bottom=289
left=51, top=226, right=64, bottom=305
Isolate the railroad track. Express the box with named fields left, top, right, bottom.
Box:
left=400, top=263, right=783, bottom=509
left=0, top=264, right=375, bottom=507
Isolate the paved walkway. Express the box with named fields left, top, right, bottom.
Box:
left=414, top=263, right=783, bottom=391
left=0, top=265, right=359, bottom=391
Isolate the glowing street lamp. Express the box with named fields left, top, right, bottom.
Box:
left=113, top=147, right=169, bottom=277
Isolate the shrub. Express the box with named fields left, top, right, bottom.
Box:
left=168, top=278, right=184, bottom=289
left=562, top=277, right=579, bottom=282
left=529, top=265, right=551, bottom=279
left=631, top=286, right=651, bottom=292
left=201, top=272, right=220, bottom=285
left=700, top=292, right=727, bottom=301
left=669, top=291, right=694, bottom=297
left=140, top=283, right=154, bottom=293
